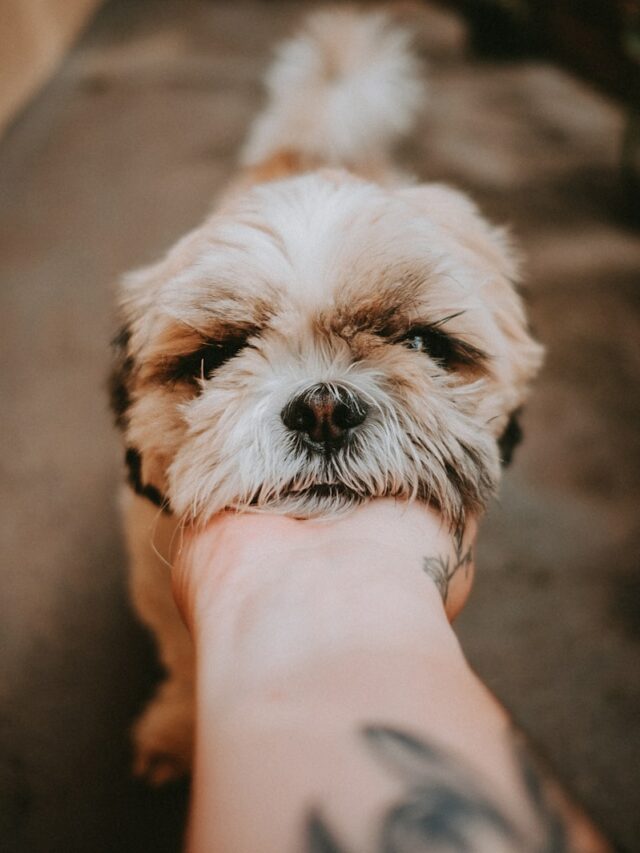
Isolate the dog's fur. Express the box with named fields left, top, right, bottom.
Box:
left=111, top=7, right=543, bottom=783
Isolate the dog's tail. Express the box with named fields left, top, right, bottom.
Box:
left=241, top=7, right=425, bottom=175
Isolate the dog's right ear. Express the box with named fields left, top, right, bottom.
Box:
left=398, top=183, right=520, bottom=281
left=109, top=323, right=134, bottom=431
left=397, top=183, right=545, bottom=420
left=108, top=249, right=177, bottom=430
left=108, top=251, right=170, bottom=433
left=109, top=258, right=178, bottom=512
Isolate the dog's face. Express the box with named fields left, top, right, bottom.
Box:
left=111, top=171, right=543, bottom=526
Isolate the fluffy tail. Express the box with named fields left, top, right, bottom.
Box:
left=241, top=7, right=426, bottom=172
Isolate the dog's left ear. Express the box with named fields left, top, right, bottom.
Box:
left=397, top=183, right=544, bottom=421
left=398, top=182, right=520, bottom=287
left=498, top=409, right=522, bottom=467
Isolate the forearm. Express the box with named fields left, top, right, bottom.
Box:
left=193, top=651, right=511, bottom=853
left=189, top=545, right=471, bottom=852
left=175, top=505, right=609, bottom=853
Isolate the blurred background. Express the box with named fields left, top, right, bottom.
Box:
left=1, top=1, right=639, bottom=851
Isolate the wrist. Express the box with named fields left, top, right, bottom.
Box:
left=173, top=500, right=476, bottom=706
left=174, top=500, right=476, bottom=629
left=193, top=547, right=463, bottom=709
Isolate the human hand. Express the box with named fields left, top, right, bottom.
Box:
left=172, top=499, right=477, bottom=640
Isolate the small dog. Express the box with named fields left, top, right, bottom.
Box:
left=110, top=7, right=543, bottom=783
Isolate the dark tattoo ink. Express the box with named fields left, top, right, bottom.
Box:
left=305, top=810, right=350, bottom=853
left=510, top=737, right=570, bottom=853
left=364, top=726, right=520, bottom=852
left=304, top=725, right=576, bottom=853
left=422, top=527, right=473, bottom=603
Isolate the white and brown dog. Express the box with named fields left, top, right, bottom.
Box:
left=110, top=7, right=543, bottom=784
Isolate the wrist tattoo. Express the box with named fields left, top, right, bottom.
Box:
left=304, top=725, right=582, bottom=853
left=422, top=526, right=473, bottom=603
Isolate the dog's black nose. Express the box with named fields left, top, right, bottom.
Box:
left=281, top=383, right=368, bottom=449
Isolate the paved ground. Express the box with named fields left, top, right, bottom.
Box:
left=1, top=1, right=639, bottom=851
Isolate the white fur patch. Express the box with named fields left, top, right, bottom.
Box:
left=242, top=8, right=426, bottom=169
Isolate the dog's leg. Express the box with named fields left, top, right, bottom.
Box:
left=122, top=488, right=194, bottom=785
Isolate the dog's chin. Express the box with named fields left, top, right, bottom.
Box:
left=226, top=469, right=486, bottom=526
left=238, top=480, right=423, bottom=520
left=186, top=450, right=495, bottom=525
left=245, top=483, right=366, bottom=519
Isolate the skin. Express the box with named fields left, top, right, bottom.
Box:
left=171, top=500, right=609, bottom=853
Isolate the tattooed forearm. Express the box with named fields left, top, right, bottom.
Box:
left=303, top=725, right=586, bottom=853
left=422, top=526, right=473, bottom=603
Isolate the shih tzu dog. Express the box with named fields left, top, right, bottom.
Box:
left=110, top=7, right=543, bottom=783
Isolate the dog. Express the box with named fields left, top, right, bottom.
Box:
left=110, top=7, right=543, bottom=784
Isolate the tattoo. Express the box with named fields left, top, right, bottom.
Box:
left=512, top=737, right=571, bottom=853
left=304, top=725, right=574, bottom=853
left=306, top=810, right=348, bottom=853
left=422, top=527, right=473, bottom=603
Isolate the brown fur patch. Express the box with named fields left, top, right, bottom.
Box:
left=318, top=271, right=490, bottom=380
left=141, top=320, right=263, bottom=386
left=327, top=268, right=427, bottom=338
left=139, top=323, right=205, bottom=386
left=246, top=149, right=311, bottom=184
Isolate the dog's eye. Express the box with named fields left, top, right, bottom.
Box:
left=399, top=325, right=487, bottom=372
left=199, top=338, right=248, bottom=375
left=402, top=326, right=456, bottom=366
left=399, top=325, right=461, bottom=368
left=172, top=337, right=249, bottom=381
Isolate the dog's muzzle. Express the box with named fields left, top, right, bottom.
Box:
left=281, top=382, right=368, bottom=452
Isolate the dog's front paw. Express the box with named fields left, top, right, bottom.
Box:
left=132, top=680, right=194, bottom=785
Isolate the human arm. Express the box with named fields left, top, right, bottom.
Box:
left=172, top=499, right=609, bottom=853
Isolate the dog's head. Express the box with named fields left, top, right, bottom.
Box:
left=111, top=171, right=543, bottom=526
